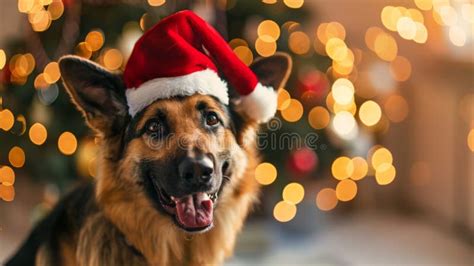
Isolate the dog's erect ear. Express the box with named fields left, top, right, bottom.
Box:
left=59, top=56, right=128, bottom=135
left=231, top=53, right=292, bottom=145
left=250, top=52, right=292, bottom=92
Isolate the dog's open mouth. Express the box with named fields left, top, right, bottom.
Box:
left=157, top=187, right=218, bottom=232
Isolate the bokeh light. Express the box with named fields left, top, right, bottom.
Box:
left=85, top=30, right=105, bottom=52
left=8, top=146, right=25, bottom=168
left=316, top=188, right=338, bottom=211
left=29, top=123, right=47, bottom=145
left=283, top=0, right=304, bottom=9
left=103, top=49, right=124, bottom=70
left=257, top=20, right=280, bottom=42
left=277, top=89, right=291, bottom=111
left=384, top=95, right=409, bottom=123
left=326, top=38, right=348, bottom=61
left=448, top=26, right=466, bottom=47
left=359, top=100, right=382, bottom=127
left=374, top=32, right=398, bottom=61
left=0, top=109, right=15, bottom=131
left=282, top=183, right=305, bottom=204
left=414, top=0, right=433, bottom=11
left=332, top=78, right=354, bottom=105
left=43, top=62, right=60, bottom=84
left=147, top=0, right=165, bottom=7
left=331, top=156, right=354, bottom=180
left=332, top=111, right=357, bottom=137
left=390, top=56, right=412, bottom=81
left=468, top=129, right=474, bottom=152
left=233, top=46, right=253, bottom=66
left=58, top=131, right=78, bottom=155
left=397, top=17, right=417, bottom=40
left=0, top=185, right=15, bottom=202
left=75, top=42, right=93, bottom=59
left=255, top=162, right=277, bottom=185
left=289, top=31, right=310, bottom=55
left=255, top=37, right=277, bottom=57
left=0, top=49, right=6, bottom=70
left=370, top=147, right=393, bottom=170
left=0, top=166, right=15, bottom=186
left=336, top=179, right=357, bottom=202
left=350, top=157, right=368, bottom=181
left=375, top=163, right=396, bottom=185
left=308, top=106, right=330, bottom=129
left=281, top=99, right=303, bottom=122
left=273, top=201, right=297, bottom=222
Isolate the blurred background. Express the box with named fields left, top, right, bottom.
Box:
left=0, top=0, right=473, bottom=264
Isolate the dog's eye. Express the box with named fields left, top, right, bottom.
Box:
left=145, top=120, right=163, bottom=135
left=205, top=112, right=220, bottom=127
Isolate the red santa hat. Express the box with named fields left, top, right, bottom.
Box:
left=123, top=10, right=277, bottom=123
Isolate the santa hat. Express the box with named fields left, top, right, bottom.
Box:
left=123, top=10, right=277, bottom=123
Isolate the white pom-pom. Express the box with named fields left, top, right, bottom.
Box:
left=239, top=83, right=278, bottom=123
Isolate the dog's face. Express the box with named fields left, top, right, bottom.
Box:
left=59, top=54, right=291, bottom=233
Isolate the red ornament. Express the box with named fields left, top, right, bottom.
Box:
left=296, top=70, right=329, bottom=101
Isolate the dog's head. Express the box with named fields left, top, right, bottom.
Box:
left=59, top=54, right=291, bottom=233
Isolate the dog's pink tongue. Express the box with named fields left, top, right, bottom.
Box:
left=175, top=193, right=213, bottom=228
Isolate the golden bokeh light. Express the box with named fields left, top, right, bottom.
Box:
left=390, top=56, right=411, bottom=81
left=350, top=157, right=368, bottom=181
left=283, top=0, right=304, bottom=9
left=332, top=78, right=354, bottom=105
left=262, top=0, right=277, bottom=4
left=374, top=33, right=398, bottom=61
left=30, top=9, right=52, bottom=32
left=468, top=129, right=474, bottom=152
left=317, top=22, right=347, bottom=45
left=384, top=95, right=409, bottom=123
left=34, top=73, right=49, bottom=90
left=415, top=0, right=433, bottom=11
left=438, top=5, right=458, bottom=26
left=58, top=131, right=78, bottom=155
left=0, top=184, right=15, bottom=201
left=273, top=201, right=297, bottom=222
left=365, top=27, right=384, bottom=51
left=289, top=31, right=311, bottom=55
left=0, top=109, right=15, bottom=131
left=375, top=163, right=396, bottom=185
left=0, top=166, right=15, bottom=186
left=85, top=31, right=105, bottom=52
left=147, top=0, right=165, bottom=7
left=255, top=38, right=277, bottom=57
left=0, top=49, right=6, bottom=70
left=77, top=139, right=98, bottom=178
left=43, top=62, right=60, bottom=84
left=255, top=162, right=277, bottom=185
left=381, top=6, right=402, bottom=31
left=8, top=146, right=25, bottom=168
left=277, top=89, right=291, bottom=111
left=29, top=123, right=48, bottom=145
left=397, top=17, right=417, bottom=40
left=332, top=111, right=357, bottom=137
left=371, top=147, right=393, bottom=170
left=413, top=22, right=428, bottom=44
left=103, top=49, right=124, bottom=70
left=18, top=0, right=35, bottom=13
left=331, top=156, right=354, bottom=180
left=233, top=46, right=253, bottom=66
left=229, top=38, right=248, bottom=49
left=257, top=20, right=280, bottom=42
left=282, top=182, right=305, bottom=204
left=449, top=26, right=466, bottom=47
left=281, top=99, right=303, bottom=122
left=336, top=179, right=357, bottom=202
left=333, top=101, right=357, bottom=116
left=316, top=188, right=338, bottom=211
left=75, top=42, right=93, bottom=59
left=308, top=106, right=330, bottom=130
left=325, top=38, right=348, bottom=62
left=407, top=8, right=424, bottom=23
left=359, top=100, right=382, bottom=127
left=48, top=0, right=64, bottom=20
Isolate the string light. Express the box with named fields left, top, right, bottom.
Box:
left=255, top=162, right=277, bottom=185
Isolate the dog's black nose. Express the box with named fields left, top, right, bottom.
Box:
left=179, top=156, right=214, bottom=185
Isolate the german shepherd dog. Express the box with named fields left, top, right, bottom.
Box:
left=6, top=53, right=291, bottom=265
